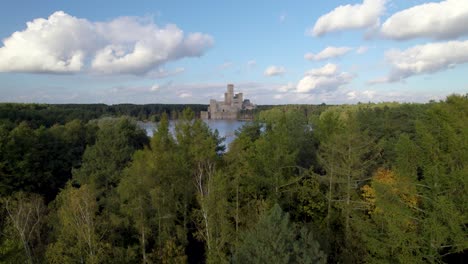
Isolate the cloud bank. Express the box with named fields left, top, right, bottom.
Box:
left=311, top=0, right=386, bottom=36
left=381, top=0, right=468, bottom=40
left=0, top=11, right=213, bottom=74
left=376, top=40, right=468, bottom=82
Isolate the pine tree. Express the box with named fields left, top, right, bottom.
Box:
left=235, top=204, right=326, bottom=264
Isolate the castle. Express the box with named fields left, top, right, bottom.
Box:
left=201, top=84, right=255, bottom=120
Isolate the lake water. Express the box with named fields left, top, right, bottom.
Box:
left=138, top=120, right=248, bottom=148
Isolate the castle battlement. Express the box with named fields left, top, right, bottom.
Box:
left=201, top=84, right=255, bottom=120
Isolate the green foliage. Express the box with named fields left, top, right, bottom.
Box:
left=235, top=204, right=326, bottom=264
left=0, top=120, right=93, bottom=201
left=73, top=117, right=148, bottom=195
left=46, top=184, right=105, bottom=264
left=296, top=175, right=327, bottom=225
left=0, top=192, right=47, bottom=264
left=358, top=95, right=468, bottom=263
left=1, top=95, right=467, bottom=263
left=0, top=103, right=209, bottom=127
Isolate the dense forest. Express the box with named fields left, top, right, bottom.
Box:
left=0, top=95, right=467, bottom=263
left=0, top=103, right=210, bottom=126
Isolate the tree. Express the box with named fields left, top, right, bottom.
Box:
left=399, top=95, right=468, bottom=262
left=117, top=150, right=157, bottom=264
left=175, top=109, right=226, bottom=262
left=316, top=110, right=379, bottom=262
left=200, top=171, right=232, bottom=264
left=46, top=184, right=104, bottom=264
left=359, top=168, right=421, bottom=263
left=235, top=204, right=326, bottom=264
left=358, top=95, right=468, bottom=263
left=0, top=120, right=93, bottom=201
left=116, top=113, right=190, bottom=263
left=73, top=117, right=148, bottom=201
left=0, top=192, right=46, bottom=264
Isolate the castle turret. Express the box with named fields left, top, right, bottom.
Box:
left=226, top=84, right=234, bottom=105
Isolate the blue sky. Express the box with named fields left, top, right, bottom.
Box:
left=0, top=0, right=467, bottom=104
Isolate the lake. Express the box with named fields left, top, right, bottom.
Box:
left=138, top=120, right=248, bottom=148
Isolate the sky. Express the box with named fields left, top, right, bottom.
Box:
left=0, top=0, right=467, bottom=105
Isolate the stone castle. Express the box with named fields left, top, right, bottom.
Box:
left=201, top=84, right=255, bottom=120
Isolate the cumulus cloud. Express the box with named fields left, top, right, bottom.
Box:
left=304, top=46, right=353, bottom=61
left=304, top=63, right=339, bottom=76
left=310, top=0, right=387, bottom=36
left=277, top=83, right=295, bottom=92
left=296, top=63, right=353, bottom=93
left=377, top=40, right=468, bottom=82
left=264, top=65, right=286, bottom=76
left=381, top=0, right=468, bottom=40
left=0, top=11, right=213, bottom=74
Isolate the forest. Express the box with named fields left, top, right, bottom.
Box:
left=0, top=94, right=466, bottom=263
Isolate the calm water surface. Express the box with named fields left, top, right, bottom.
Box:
left=138, top=120, right=247, bottom=148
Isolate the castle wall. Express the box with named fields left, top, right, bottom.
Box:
left=200, top=111, right=209, bottom=119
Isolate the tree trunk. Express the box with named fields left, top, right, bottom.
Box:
left=327, top=167, right=333, bottom=230
left=142, top=225, right=146, bottom=264
left=345, top=144, right=351, bottom=240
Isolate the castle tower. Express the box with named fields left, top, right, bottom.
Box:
left=226, top=84, right=234, bottom=105
left=237, top=93, right=243, bottom=107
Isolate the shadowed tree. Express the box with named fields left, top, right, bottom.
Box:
left=0, top=192, right=47, bottom=264
left=235, top=204, right=326, bottom=264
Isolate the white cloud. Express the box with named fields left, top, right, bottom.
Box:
left=0, top=11, right=213, bottom=74
left=356, top=46, right=369, bottom=54
left=150, top=85, right=160, bottom=92
left=311, top=0, right=387, bottom=36
left=344, top=89, right=379, bottom=101
left=178, top=92, right=192, bottom=98
left=347, top=91, right=358, bottom=100
left=277, top=83, right=295, bottom=92
left=264, top=65, right=286, bottom=76
left=378, top=40, right=468, bottom=82
left=296, top=63, right=353, bottom=93
left=304, top=46, right=352, bottom=61
left=304, top=63, right=338, bottom=76
left=362, top=90, right=376, bottom=99
left=381, top=0, right=468, bottom=40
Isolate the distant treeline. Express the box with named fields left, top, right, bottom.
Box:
left=0, top=103, right=325, bottom=126
left=0, top=103, right=209, bottom=127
